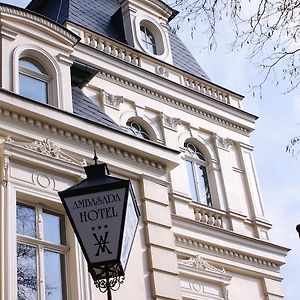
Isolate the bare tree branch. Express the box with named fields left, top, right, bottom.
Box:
left=168, top=0, right=300, bottom=153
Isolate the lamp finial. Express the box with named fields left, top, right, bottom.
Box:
left=93, top=149, right=98, bottom=165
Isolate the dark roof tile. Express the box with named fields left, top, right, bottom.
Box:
left=169, top=29, right=210, bottom=80
left=72, top=86, right=125, bottom=131
left=27, top=0, right=209, bottom=80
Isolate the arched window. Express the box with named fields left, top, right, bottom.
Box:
left=126, top=120, right=151, bottom=140
left=19, top=57, right=50, bottom=104
left=140, top=25, right=157, bottom=55
left=185, top=142, right=212, bottom=206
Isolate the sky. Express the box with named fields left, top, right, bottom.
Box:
left=177, top=15, right=300, bottom=300
left=3, top=0, right=300, bottom=299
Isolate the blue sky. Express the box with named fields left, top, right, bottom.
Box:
left=4, top=0, right=300, bottom=298
left=179, top=21, right=300, bottom=299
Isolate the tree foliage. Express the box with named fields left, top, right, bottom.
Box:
left=169, top=0, right=300, bottom=153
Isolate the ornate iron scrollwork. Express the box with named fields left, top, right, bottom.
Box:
left=93, top=265, right=125, bottom=294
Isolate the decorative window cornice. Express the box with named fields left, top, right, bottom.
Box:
left=180, top=255, right=226, bottom=275
left=179, top=255, right=231, bottom=300
left=5, top=137, right=87, bottom=167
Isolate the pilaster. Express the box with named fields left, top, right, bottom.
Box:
left=141, top=175, right=182, bottom=300
left=263, top=278, right=284, bottom=299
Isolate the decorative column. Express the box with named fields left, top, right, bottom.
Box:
left=0, top=147, right=14, bottom=300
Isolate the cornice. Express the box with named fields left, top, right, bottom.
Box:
left=147, top=0, right=178, bottom=18
left=119, top=0, right=178, bottom=19
left=172, top=214, right=289, bottom=261
left=97, top=70, right=251, bottom=135
left=0, top=96, right=167, bottom=173
left=175, top=233, right=281, bottom=271
left=0, top=4, right=79, bottom=44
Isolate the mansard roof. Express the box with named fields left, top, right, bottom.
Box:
left=27, top=0, right=210, bottom=80
left=72, top=86, right=125, bottom=132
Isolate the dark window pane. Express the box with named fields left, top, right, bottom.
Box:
left=141, top=131, right=150, bottom=140
left=127, top=127, right=136, bottom=136
left=43, top=211, right=63, bottom=244
left=19, top=73, right=48, bottom=104
left=140, top=26, right=146, bottom=41
left=19, top=58, right=46, bottom=74
left=44, top=250, right=64, bottom=300
left=146, top=28, right=155, bottom=44
left=186, top=161, right=197, bottom=201
left=17, top=203, right=36, bottom=238
left=17, top=243, right=37, bottom=300
left=148, top=43, right=157, bottom=55
left=140, top=25, right=157, bottom=54
left=196, top=165, right=212, bottom=206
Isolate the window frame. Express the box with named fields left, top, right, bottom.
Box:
left=16, top=201, right=68, bottom=300
left=13, top=45, right=63, bottom=109
left=140, top=25, right=157, bottom=55
left=135, top=15, right=167, bottom=58
left=126, top=120, right=151, bottom=141
left=184, top=142, right=213, bottom=207
left=18, top=57, right=51, bottom=104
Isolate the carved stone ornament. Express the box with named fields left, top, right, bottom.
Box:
left=162, top=113, right=181, bottom=130
left=6, top=137, right=87, bottom=167
left=155, top=65, right=169, bottom=78
left=215, top=134, right=233, bottom=150
left=1, top=156, right=9, bottom=188
left=181, top=255, right=226, bottom=274
left=103, top=91, right=123, bottom=109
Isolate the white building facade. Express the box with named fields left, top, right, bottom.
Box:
left=0, top=0, right=288, bottom=299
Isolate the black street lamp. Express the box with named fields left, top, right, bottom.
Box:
left=296, top=224, right=300, bottom=238
left=58, top=158, right=140, bottom=299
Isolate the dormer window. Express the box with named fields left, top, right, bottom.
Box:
left=19, top=57, right=49, bottom=104
left=140, top=25, right=157, bottom=55
left=136, top=18, right=166, bottom=57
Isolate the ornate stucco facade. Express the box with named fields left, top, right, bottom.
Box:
left=0, top=1, right=288, bottom=299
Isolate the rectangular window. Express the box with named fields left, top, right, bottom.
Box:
left=17, top=243, right=37, bottom=300
left=19, top=73, right=48, bottom=104
left=16, top=202, right=67, bottom=300
left=185, top=161, right=212, bottom=206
